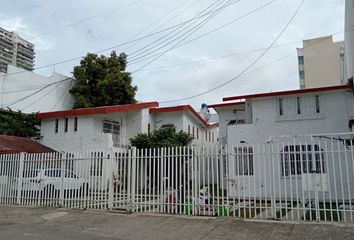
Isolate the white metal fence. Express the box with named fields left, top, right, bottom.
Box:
left=1, top=132, right=354, bottom=223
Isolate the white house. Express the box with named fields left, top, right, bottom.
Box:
left=36, top=102, right=159, bottom=151
left=209, top=83, right=354, bottom=205
left=0, top=65, right=74, bottom=113
left=36, top=102, right=219, bottom=152
left=150, top=105, right=218, bottom=146
left=35, top=102, right=219, bottom=190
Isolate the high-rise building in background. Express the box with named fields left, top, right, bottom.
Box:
left=297, top=35, right=346, bottom=89
left=0, top=27, right=35, bottom=73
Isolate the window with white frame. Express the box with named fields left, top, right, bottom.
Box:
left=234, top=147, right=254, bottom=176
left=103, top=120, right=120, bottom=146
left=280, top=145, right=325, bottom=176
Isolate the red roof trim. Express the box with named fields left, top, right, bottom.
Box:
left=208, top=101, right=245, bottom=108
left=223, top=84, right=352, bottom=102
left=36, top=102, right=159, bottom=120
left=150, top=105, right=215, bottom=127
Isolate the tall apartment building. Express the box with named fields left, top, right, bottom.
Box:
left=0, top=27, right=35, bottom=73
left=296, top=35, right=346, bottom=89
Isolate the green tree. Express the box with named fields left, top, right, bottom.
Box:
left=130, top=127, right=194, bottom=149
left=69, top=51, right=137, bottom=108
left=0, top=109, right=40, bottom=139
left=130, top=128, right=193, bottom=189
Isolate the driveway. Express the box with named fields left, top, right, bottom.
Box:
left=0, top=205, right=353, bottom=240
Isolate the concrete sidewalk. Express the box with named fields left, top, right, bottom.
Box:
left=0, top=205, right=353, bottom=240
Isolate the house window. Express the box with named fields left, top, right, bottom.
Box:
left=298, top=56, right=304, bottom=65
left=148, top=123, right=151, bottom=134
left=64, top=118, right=68, bottom=132
left=103, top=121, right=120, bottom=134
left=234, top=147, right=254, bottom=176
left=196, top=128, right=199, bottom=139
left=55, top=119, right=59, bottom=133
left=278, top=98, right=284, bottom=116
left=280, top=145, right=325, bottom=176
left=188, top=125, right=191, bottom=134
left=74, top=117, right=78, bottom=132
left=299, top=70, right=305, bottom=80
left=296, top=97, right=301, bottom=114
left=212, top=132, right=214, bottom=143
left=209, top=132, right=211, bottom=142
left=103, top=120, right=120, bottom=146
left=206, top=131, right=208, bottom=142
left=315, top=95, right=320, bottom=113
left=192, top=126, right=195, bottom=137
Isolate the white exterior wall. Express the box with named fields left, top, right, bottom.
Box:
left=151, top=111, right=218, bottom=146
left=153, top=112, right=184, bottom=131
left=218, top=89, right=354, bottom=199
left=40, top=109, right=149, bottom=151
left=40, top=116, right=112, bottom=151
left=0, top=65, right=74, bottom=113
left=227, top=90, right=354, bottom=145
left=213, top=104, right=248, bottom=146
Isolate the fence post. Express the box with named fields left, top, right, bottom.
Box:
left=59, top=153, right=66, bottom=207
left=311, top=137, right=320, bottom=222
left=129, top=147, right=137, bottom=213
left=108, top=149, right=114, bottom=210
left=16, top=152, right=25, bottom=205
left=268, top=142, right=276, bottom=219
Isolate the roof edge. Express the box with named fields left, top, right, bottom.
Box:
left=223, top=84, right=352, bottom=102
left=36, top=102, right=159, bottom=120
left=150, top=105, right=210, bottom=127
left=208, top=101, right=245, bottom=109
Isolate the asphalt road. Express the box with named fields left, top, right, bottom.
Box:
left=0, top=205, right=354, bottom=240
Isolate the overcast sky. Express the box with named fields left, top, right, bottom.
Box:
left=0, top=0, right=345, bottom=110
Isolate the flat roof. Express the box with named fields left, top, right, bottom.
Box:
left=36, top=102, right=159, bottom=120
left=208, top=101, right=245, bottom=109
left=223, top=84, right=352, bottom=102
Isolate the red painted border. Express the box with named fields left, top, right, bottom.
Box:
left=223, top=84, right=352, bottom=102
left=36, top=102, right=159, bottom=119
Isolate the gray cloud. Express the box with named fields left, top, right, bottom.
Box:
left=0, top=0, right=345, bottom=110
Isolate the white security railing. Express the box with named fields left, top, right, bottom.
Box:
left=0, top=132, right=354, bottom=223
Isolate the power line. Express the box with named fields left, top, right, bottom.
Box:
left=3, top=77, right=73, bottom=108
left=26, top=0, right=144, bottom=40
left=136, top=41, right=301, bottom=71
left=128, top=0, right=278, bottom=65
left=128, top=0, right=236, bottom=59
left=20, top=79, right=72, bottom=111
left=159, top=0, right=305, bottom=104
left=4, top=1, right=240, bottom=78
left=130, top=0, right=236, bottom=72
left=123, top=0, right=200, bottom=52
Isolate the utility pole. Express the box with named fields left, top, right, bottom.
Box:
left=345, top=0, right=354, bottom=81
